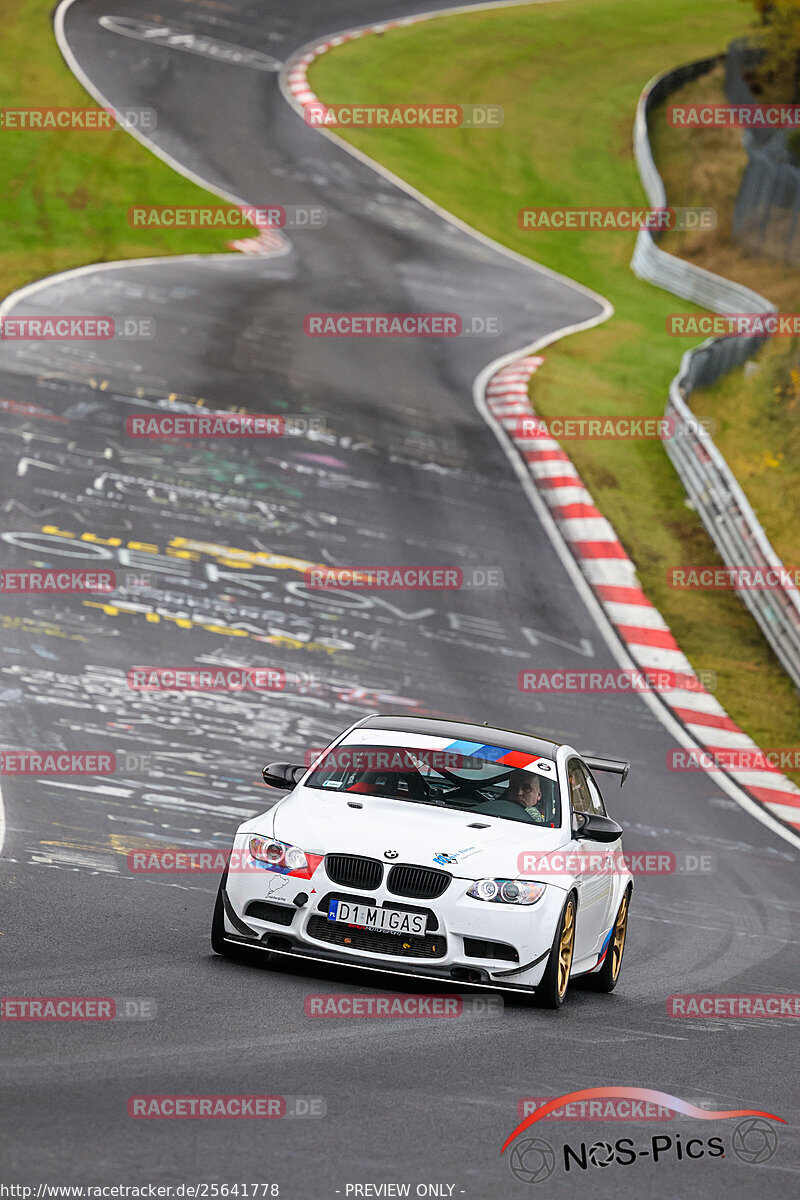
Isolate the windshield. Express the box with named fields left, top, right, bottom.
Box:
left=304, top=742, right=560, bottom=826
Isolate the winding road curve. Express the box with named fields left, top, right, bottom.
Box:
left=0, top=1, right=797, bottom=1195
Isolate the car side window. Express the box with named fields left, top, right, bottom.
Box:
left=584, top=769, right=607, bottom=816
left=567, top=761, right=593, bottom=815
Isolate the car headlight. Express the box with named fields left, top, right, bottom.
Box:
left=467, top=878, right=545, bottom=905
left=249, top=836, right=308, bottom=873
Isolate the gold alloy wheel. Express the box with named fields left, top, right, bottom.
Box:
left=557, top=901, right=576, bottom=999
left=611, top=892, right=629, bottom=980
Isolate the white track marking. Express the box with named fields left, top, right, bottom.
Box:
left=0, top=0, right=295, bottom=853
left=278, top=4, right=607, bottom=313
left=55, top=0, right=254, bottom=206
left=6, top=0, right=792, bottom=855
left=278, top=2, right=800, bottom=851
left=0, top=248, right=289, bottom=326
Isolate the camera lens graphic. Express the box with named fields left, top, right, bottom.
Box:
left=508, top=1137, right=557, bottom=1184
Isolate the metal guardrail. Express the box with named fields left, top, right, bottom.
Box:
left=725, top=39, right=773, bottom=143
left=732, top=144, right=800, bottom=264
left=726, top=39, right=800, bottom=265
left=631, top=61, right=800, bottom=692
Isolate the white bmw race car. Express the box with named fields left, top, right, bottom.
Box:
left=212, top=715, right=633, bottom=1007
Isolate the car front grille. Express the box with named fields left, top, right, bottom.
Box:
left=325, top=854, right=383, bottom=890
left=386, top=863, right=451, bottom=899
left=306, top=915, right=446, bottom=959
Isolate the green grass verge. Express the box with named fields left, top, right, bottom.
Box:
left=0, top=0, right=233, bottom=301
left=309, top=0, right=800, bottom=780
left=695, top=343, right=800, bottom=574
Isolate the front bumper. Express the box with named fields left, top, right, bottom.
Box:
left=221, top=927, right=548, bottom=995
left=223, top=852, right=567, bottom=990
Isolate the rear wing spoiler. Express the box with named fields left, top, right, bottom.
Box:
left=582, top=755, right=630, bottom=787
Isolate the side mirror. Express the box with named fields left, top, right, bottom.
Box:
left=573, top=812, right=623, bottom=842
left=262, top=762, right=305, bottom=789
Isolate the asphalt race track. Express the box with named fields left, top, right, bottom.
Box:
left=0, top=1, right=798, bottom=1196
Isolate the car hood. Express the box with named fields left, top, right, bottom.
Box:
left=246, top=786, right=569, bottom=879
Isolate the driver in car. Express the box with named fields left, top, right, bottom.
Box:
left=507, top=770, right=547, bottom=823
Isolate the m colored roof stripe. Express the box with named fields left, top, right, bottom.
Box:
left=444, top=740, right=484, bottom=755
left=471, top=745, right=513, bottom=762
left=498, top=750, right=541, bottom=768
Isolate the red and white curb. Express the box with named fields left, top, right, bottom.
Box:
left=227, top=207, right=289, bottom=257
left=284, top=18, right=427, bottom=111
left=487, top=356, right=800, bottom=834
left=227, top=227, right=288, bottom=256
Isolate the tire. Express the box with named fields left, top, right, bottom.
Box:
left=535, top=893, right=577, bottom=1009
left=585, top=887, right=631, bottom=993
